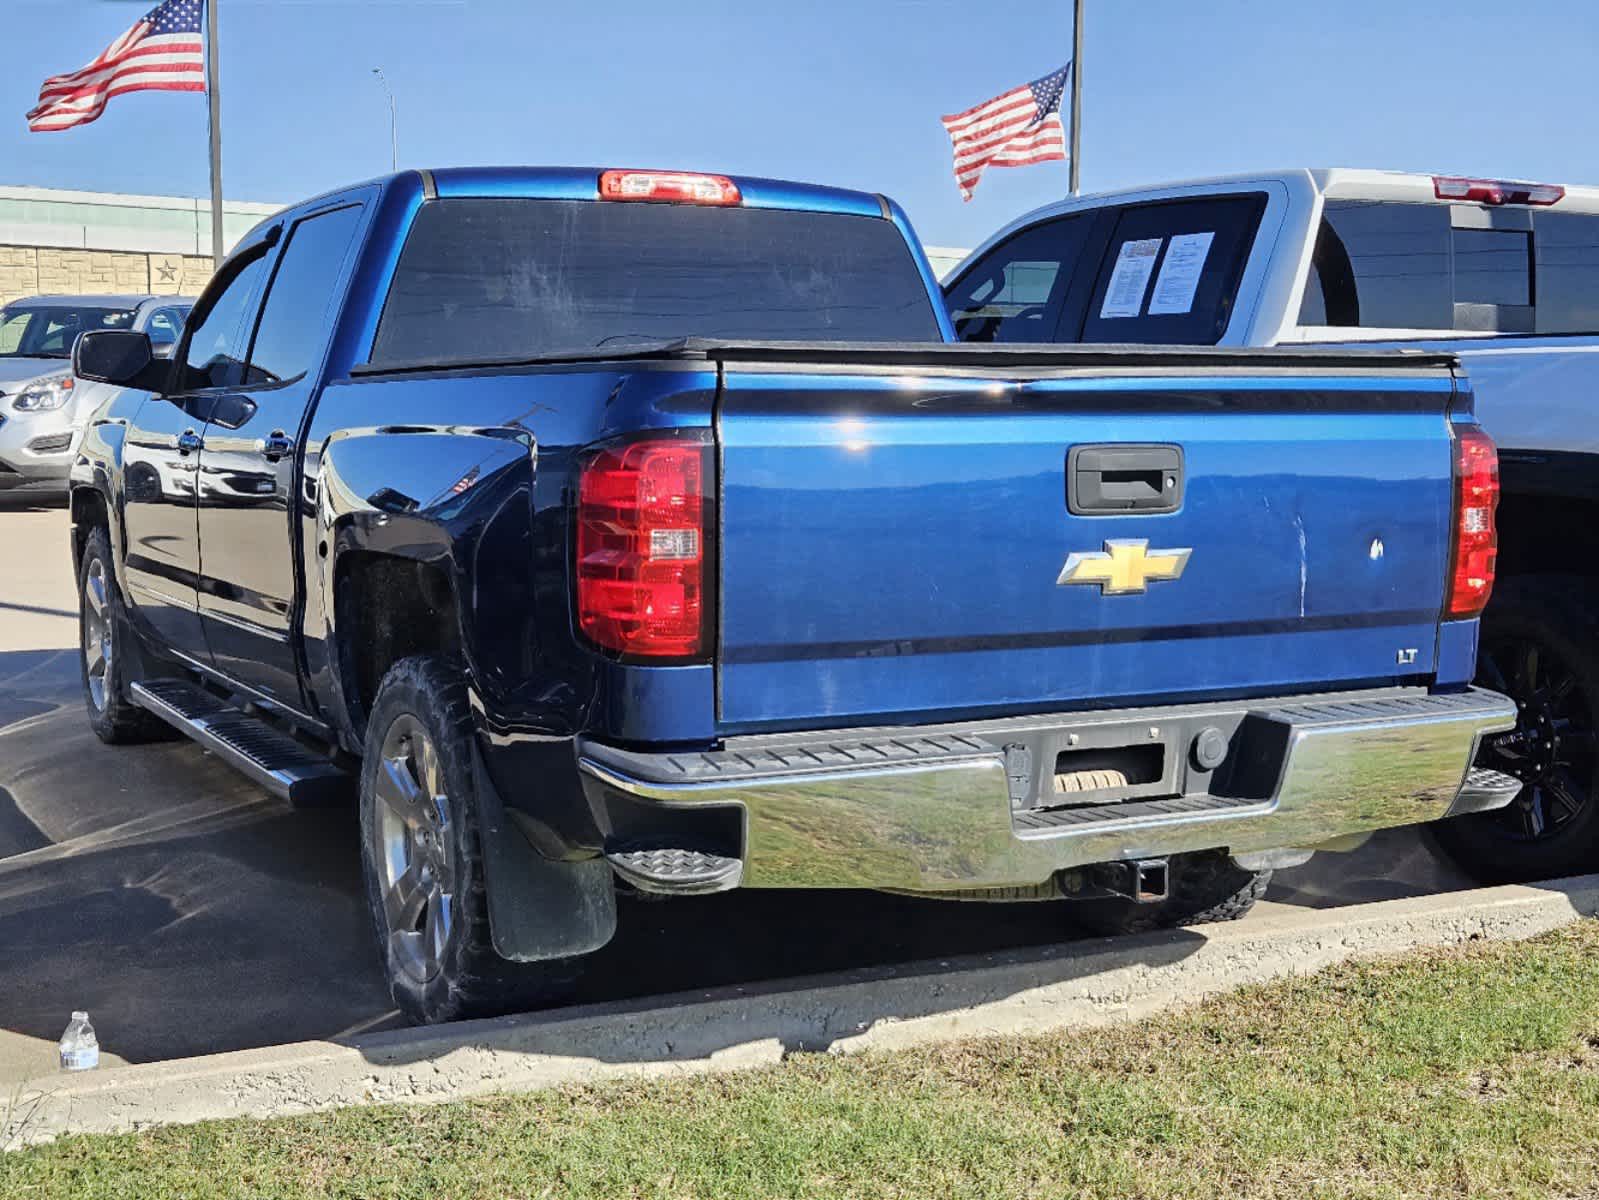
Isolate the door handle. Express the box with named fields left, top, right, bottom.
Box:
left=175, top=429, right=204, bottom=456
left=256, top=430, right=294, bottom=462
left=1068, top=444, right=1184, bottom=515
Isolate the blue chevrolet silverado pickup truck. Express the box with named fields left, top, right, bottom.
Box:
left=67, top=166, right=1517, bottom=1023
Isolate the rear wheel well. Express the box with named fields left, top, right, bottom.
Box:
left=335, top=552, right=463, bottom=740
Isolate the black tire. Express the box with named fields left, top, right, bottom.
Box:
left=1066, top=851, right=1272, bottom=936
left=77, top=525, right=169, bottom=745
left=358, top=656, right=582, bottom=1024
left=1433, top=575, right=1599, bottom=884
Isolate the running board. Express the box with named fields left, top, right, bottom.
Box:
left=130, top=680, right=350, bottom=807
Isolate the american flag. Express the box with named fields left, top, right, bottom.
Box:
left=26, top=0, right=206, bottom=133
left=941, top=64, right=1071, bottom=201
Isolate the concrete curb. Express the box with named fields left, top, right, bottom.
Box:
left=8, top=877, right=1598, bottom=1149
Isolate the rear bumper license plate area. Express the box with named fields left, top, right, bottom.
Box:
left=576, top=687, right=1517, bottom=893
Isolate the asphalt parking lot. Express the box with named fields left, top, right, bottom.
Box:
left=0, top=487, right=1476, bottom=1083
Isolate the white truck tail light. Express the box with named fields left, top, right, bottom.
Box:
left=577, top=437, right=710, bottom=658
left=1433, top=176, right=1565, bottom=207
left=1448, top=427, right=1500, bottom=618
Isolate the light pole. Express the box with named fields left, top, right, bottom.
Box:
left=206, top=0, right=225, bottom=266
left=372, top=67, right=397, bottom=173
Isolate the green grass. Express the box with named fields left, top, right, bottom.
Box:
left=8, top=921, right=1599, bottom=1199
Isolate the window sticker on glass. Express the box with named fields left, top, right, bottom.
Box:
left=1148, top=231, right=1216, bottom=316
left=1100, top=238, right=1163, bottom=319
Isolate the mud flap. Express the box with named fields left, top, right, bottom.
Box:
left=471, top=743, right=617, bottom=962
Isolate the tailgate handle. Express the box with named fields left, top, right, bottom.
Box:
left=1068, top=444, right=1183, bottom=515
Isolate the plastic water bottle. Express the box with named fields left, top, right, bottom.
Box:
left=59, top=1012, right=99, bottom=1072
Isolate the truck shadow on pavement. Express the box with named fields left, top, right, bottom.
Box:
left=0, top=645, right=1476, bottom=1075
left=0, top=488, right=67, bottom=515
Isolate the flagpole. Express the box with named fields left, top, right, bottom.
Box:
left=1069, top=0, right=1084, bottom=195
left=205, top=0, right=225, bottom=267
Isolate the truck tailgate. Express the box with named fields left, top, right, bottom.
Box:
left=712, top=345, right=1459, bottom=732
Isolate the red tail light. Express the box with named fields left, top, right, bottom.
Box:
left=577, top=437, right=709, bottom=658
left=1433, top=176, right=1565, bottom=207
left=1448, top=426, right=1499, bottom=618
left=598, top=170, right=742, bottom=206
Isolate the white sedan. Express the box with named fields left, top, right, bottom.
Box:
left=0, top=294, right=194, bottom=491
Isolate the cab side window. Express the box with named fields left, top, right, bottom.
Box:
left=945, top=216, right=1091, bottom=343
left=179, top=253, right=269, bottom=391
left=242, top=206, right=364, bottom=385
left=1079, top=195, right=1266, bottom=345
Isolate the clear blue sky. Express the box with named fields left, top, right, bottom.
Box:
left=6, top=0, right=1599, bottom=249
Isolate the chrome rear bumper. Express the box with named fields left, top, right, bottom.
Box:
left=577, top=687, right=1517, bottom=894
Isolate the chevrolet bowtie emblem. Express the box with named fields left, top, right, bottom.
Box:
left=1057, top=539, right=1192, bottom=595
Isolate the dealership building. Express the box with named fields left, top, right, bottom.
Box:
left=0, top=183, right=970, bottom=307
left=0, top=185, right=280, bottom=305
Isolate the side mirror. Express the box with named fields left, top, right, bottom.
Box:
left=73, top=330, right=168, bottom=392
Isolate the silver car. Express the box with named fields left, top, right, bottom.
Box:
left=0, top=294, right=195, bottom=490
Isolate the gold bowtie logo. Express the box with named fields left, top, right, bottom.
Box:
left=1057, top=539, right=1192, bottom=595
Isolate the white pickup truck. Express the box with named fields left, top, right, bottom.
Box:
left=947, top=168, right=1599, bottom=885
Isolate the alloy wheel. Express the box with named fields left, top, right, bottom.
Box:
left=1475, top=633, right=1598, bottom=842
left=82, top=557, right=113, bottom=713
left=372, top=713, right=455, bottom=983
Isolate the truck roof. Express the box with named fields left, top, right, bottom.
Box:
left=271, top=166, right=900, bottom=226
left=954, top=167, right=1599, bottom=296
left=992, top=167, right=1599, bottom=232
left=1294, top=168, right=1599, bottom=210
left=235, top=167, right=919, bottom=278
left=433, top=166, right=893, bottom=217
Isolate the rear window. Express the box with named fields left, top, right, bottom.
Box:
left=1299, top=202, right=1451, bottom=330
left=1078, top=195, right=1266, bottom=345
left=371, top=199, right=941, bottom=365
left=1298, top=200, right=1568, bottom=334
left=1533, top=212, right=1599, bottom=334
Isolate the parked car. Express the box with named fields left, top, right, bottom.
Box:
left=0, top=294, right=194, bottom=491
left=68, top=166, right=1514, bottom=1023
left=948, top=168, right=1599, bottom=885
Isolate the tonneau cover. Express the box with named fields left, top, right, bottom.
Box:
left=354, top=337, right=1460, bottom=378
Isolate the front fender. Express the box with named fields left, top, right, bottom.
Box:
left=68, top=395, right=136, bottom=585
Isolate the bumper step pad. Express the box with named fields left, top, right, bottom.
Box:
left=1448, top=766, right=1524, bottom=816
left=130, top=679, right=349, bottom=807
left=605, top=845, right=743, bottom=896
